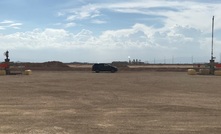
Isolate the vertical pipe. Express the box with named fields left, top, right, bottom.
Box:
left=210, top=16, right=215, bottom=75
left=220, top=53, right=221, bottom=63
left=211, top=16, right=214, bottom=60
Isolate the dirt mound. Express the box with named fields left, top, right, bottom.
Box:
left=14, top=61, right=72, bottom=71
left=43, top=61, right=70, bottom=68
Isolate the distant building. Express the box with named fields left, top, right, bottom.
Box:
left=130, top=59, right=145, bottom=65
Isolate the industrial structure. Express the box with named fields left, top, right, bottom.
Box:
left=188, top=16, right=221, bottom=76
left=0, top=50, right=11, bottom=75
left=209, top=16, right=215, bottom=74
left=0, top=50, right=31, bottom=75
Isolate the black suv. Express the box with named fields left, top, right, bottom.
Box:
left=92, top=63, right=118, bottom=73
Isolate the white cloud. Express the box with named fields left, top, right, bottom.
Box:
left=65, top=4, right=101, bottom=21
left=57, top=12, right=65, bottom=17
left=0, top=20, right=22, bottom=30
left=0, top=26, right=5, bottom=30
left=1, top=20, right=14, bottom=24
left=91, top=19, right=106, bottom=24
left=64, top=22, right=76, bottom=28
left=9, top=23, right=23, bottom=29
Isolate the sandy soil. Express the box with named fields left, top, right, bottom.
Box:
left=1, top=71, right=221, bottom=134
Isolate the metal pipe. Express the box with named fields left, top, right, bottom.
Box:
left=211, top=16, right=214, bottom=60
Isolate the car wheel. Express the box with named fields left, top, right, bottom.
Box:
left=111, top=69, right=115, bottom=73
left=95, top=70, right=100, bottom=73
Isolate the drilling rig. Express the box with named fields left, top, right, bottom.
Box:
left=0, top=50, right=27, bottom=75
left=0, top=50, right=10, bottom=75
left=209, top=16, right=215, bottom=74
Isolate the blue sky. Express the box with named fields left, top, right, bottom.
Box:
left=0, top=0, right=221, bottom=63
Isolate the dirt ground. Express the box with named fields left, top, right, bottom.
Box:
left=1, top=71, right=221, bottom=134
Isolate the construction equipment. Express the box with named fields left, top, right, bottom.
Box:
left=188, top=16, right=221, bottom=76
left=0, top=50, right=25, bottom=75
left=0, top=50, right=10, bottom=75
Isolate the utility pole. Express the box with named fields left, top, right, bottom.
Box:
left=172, top=56, right=174, bottom=64
left=191, top=56, right=194, bottom=64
